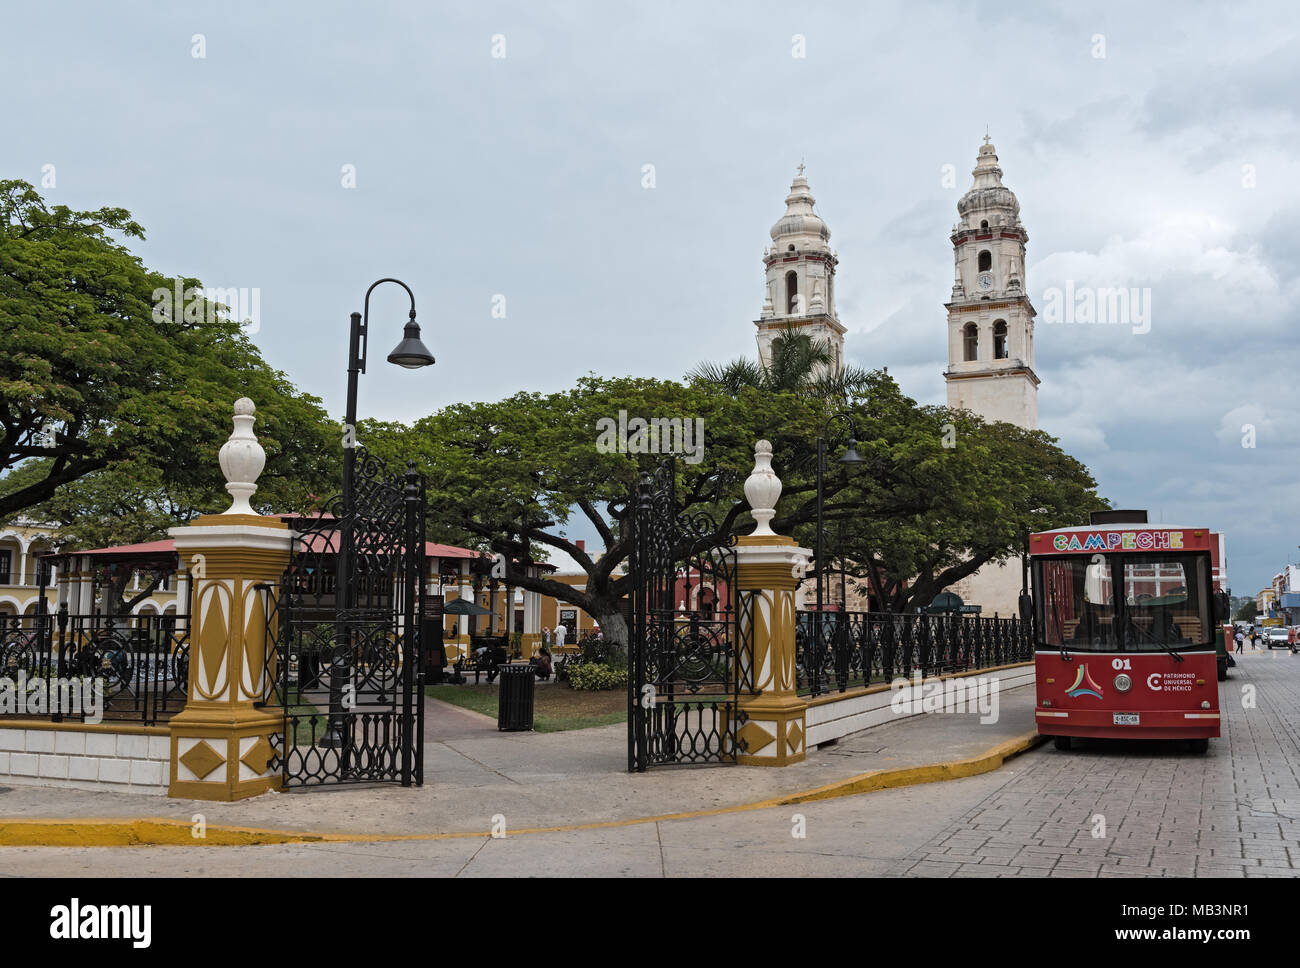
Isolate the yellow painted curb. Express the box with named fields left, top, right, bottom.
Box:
left=0, top=818, right=327, bottom=847
left=776, top=731, right=1048, bottom=805
left=0, top=731, right=1047, bottom=847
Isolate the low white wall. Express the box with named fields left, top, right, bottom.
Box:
left=0, top=724, right=170, bottom=795
left=805, top=663, right=1036, bottom=748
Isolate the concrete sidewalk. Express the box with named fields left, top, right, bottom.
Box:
left=0, top=684, right=1040, bottom=844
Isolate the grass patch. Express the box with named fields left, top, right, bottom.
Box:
left=425, top=683, right=626, bottom=732
left=283, top=688, right=330, bottom=746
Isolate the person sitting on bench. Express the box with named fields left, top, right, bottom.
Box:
left=531, top=647, right=553, bottom=681
left=484, top=641, right=509, bottom=683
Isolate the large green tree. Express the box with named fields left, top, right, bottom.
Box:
left=358, top=371, right=1104, bottom=647
left=0, top=179, right=336, bottom=521
left=801, top=407, right=1107, bottom=613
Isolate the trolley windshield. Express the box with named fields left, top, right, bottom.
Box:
left=1035, top=552, right=1212, bottom=651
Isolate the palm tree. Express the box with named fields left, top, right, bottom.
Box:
left=686, top=322, right=872, bottom=400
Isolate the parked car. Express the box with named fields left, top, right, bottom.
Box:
left=1264, top=627, right=1292, bottom=650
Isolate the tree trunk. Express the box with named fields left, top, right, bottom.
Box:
left=592, top=604, right=629, bottom=663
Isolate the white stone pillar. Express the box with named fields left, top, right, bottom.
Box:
left=77, top=559, right=94, bottom=615
left=458, top=572, right=471, bottom=642
left=175, top=568, right=191, bottom=633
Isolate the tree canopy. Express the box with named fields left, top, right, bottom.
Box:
left=0, top=179, right=338, bottom=524
left=358, top=370, right=1105, bottom=644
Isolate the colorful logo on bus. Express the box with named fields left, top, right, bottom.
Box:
left=1066, top=664, right=1104, bottom=699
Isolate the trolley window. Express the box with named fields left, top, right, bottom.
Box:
left=1037, top=554, right=1117, bottom=649
left=1118, top=554, right=1211, bottom=648
left=1035, top=552, right=1211, bottom=651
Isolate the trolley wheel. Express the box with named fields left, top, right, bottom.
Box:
left=1053, top=736, right=1072, bottom=751
left=1188, top=738, right=1209, bottom=755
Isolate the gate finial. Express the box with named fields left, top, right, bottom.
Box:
left=744, top=439, right=782, bottom=536
left=218, top=397, right=266, bottom=515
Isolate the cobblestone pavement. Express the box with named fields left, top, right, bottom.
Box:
left=2, top=652, right=1295, bottom=877
left=894, top=649, right=1300, bottom=877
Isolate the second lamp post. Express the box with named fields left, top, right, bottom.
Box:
left=814, top=411, right=866, bottom=616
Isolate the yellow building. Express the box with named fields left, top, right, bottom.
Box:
left=0, top=522, right=187, bottom=625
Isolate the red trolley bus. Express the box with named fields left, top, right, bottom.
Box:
left=1029, top=511, right=1229, bottom=754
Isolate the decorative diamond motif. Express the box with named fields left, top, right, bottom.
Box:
left=240, top=736, right=273, bottom=776
left=787, top=722, right=804, bottom=753
left=737, top=720, right=772, bottom=756
left=179, top=739, right=225, bottom=780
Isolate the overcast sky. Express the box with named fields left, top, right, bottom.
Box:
left=7, top=1, right=1298, bottom=595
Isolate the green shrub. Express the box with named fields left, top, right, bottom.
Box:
left=566, top=662, right=628, bottom=691
left=577, top=635, right=627, bottom=669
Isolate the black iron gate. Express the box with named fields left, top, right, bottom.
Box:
left=627, top=460, right=749, bottom=771
left=269, top=450, right=426, bottom=787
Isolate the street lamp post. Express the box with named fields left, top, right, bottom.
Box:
left=815, top=412, right=866, bottom=617
left=324, top=278, right=435, bottom=749
left=813, top=412, right=865, bottom=693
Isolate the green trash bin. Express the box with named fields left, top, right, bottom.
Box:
left=497, top=662, right=535, bottom=731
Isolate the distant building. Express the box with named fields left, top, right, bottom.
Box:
left=1271, top=565, right=1300, bottom=625
left=1257, top=587, right=1278, bottom=622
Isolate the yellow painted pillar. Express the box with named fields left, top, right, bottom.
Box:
left=730, top=440, right=811, bottom=766
left=167, top=399, right=293, bottom=800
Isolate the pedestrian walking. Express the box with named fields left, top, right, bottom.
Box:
left=554, top=623, right=567, bottom=652
left=1234, top=628, right=1245, bottom=653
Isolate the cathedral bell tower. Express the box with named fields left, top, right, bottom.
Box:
left=754, top=166, right=846, bottom=378
left=943, top=137, right=1039, bottom=429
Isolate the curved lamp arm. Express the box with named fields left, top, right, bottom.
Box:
left=356, top=278, right=418, bottom=373
left=820, top=410, right=860, bottom=472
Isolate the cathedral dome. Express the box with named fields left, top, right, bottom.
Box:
left=770, top=167, right=831, bottom=247
left=956, top=137, right=1020, bottom=219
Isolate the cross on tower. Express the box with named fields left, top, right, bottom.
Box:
left=796, top=161, right=806, bottom=176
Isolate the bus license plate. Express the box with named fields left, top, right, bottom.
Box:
left=1113, top=713, right=1140, bottom=726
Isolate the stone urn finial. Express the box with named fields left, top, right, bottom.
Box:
left=218, top=397, right=265, bottom=515
left=744, top=439, right=782, bottom=537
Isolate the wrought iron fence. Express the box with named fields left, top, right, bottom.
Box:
left=0, top=604, right=190, bottom=726
left=794, top=610, right=1032, bottom=698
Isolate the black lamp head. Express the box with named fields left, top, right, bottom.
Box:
left=839, top=437, right=866, bottom=465
left=387, top=313, right=435, bottom=369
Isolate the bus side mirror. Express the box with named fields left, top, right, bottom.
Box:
left=1018, top=591, right=1034, bottom=625
left=1212, top=591, right=1229, bottom=623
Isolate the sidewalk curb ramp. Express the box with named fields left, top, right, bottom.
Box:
left=0, top=731, right=1046, bottom=848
